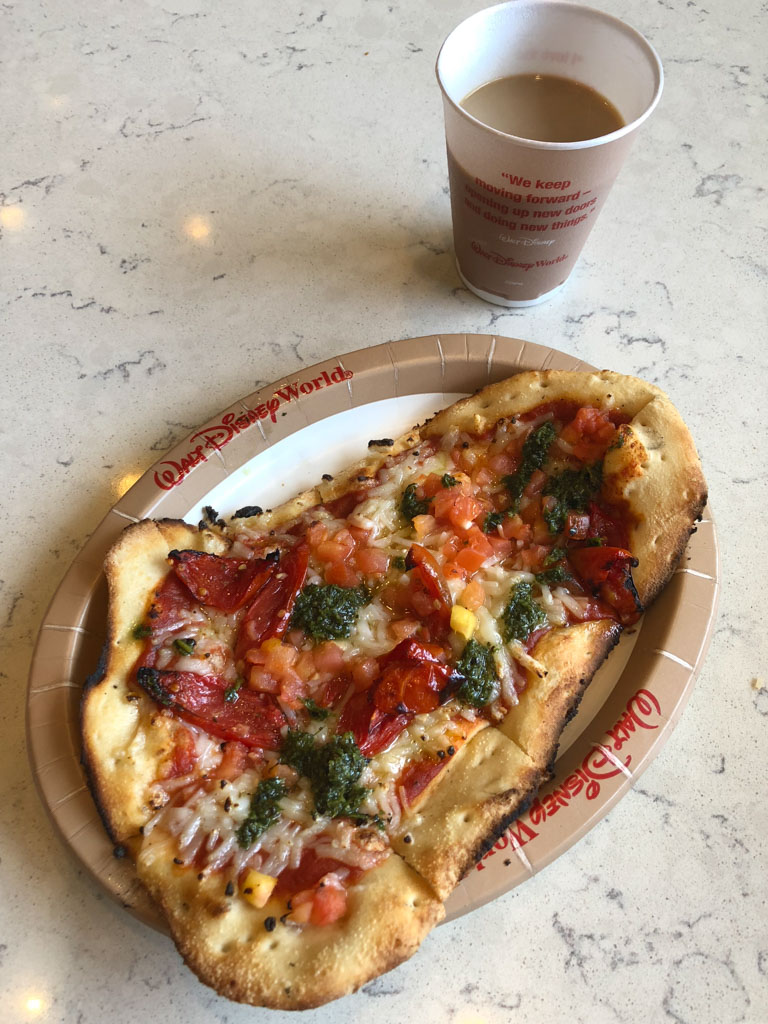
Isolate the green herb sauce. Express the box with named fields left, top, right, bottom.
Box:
left=291, top=583, right=370, bottom=641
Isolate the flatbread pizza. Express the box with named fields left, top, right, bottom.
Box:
left=81, top=369, right=706, bottom=1008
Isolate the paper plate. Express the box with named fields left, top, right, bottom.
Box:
left=26, top=334, right=719, bottom=932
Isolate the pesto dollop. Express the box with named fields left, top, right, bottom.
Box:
left=281, top=730, right=369, bottom=820
left=455, top=639, right=499, bottom=708
left=400, top=482, right=431, bottom=523
left=542, top=461, right=603, bottom=534
left=291, top=582, right=370, bottom=641
left=235, top=777, right=287, bottom=849
left=502, top=421, right=556, bottom=511
left=501, top=581, right=547, bottom=642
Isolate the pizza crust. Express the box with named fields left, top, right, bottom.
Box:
left=81, top=520, right=230, bottom=842
left=497, top=619, right=622, bottom=774
left=391, top=726, right=540, bottom=899
left=138, top=842, right=443, bottom=1010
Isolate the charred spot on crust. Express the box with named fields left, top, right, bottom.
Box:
left=233, top=505, right=263, bottom=518
left=368, top=438, right=394, bottom=448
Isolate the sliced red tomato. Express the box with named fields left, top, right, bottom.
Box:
left=135, top=667, right=286, bottom=750
left=405, top=544, right=451, bottom=619
left=169, top=549, right=275, bottom=612
left=398, top=757, right=446, bottom=807
left=337, top=690, right=411, bottom=756
left=144, top=573, right=200, bottom=636
left=274, top=851, right=352, bottom=896
left=372, top=637, right=453, bottom=715
left=374, top=661, right=452, bottom=715
left=568, top=546, right=643, bottom=625
left=235, top=544, right=309, bottom=660
left=586, top=500, right=630, bottom=549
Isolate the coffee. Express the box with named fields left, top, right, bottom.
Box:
left=461, top=74, right=624, bottom=143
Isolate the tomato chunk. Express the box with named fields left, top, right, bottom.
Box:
left=568, top=546, right=643, bottom=625
left=405, top=544, right=451, bottom=618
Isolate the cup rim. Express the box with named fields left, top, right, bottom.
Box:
left=435, top=0, right=664, bottom=152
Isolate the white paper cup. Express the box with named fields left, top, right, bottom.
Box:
left=436, top=1, right=663, bottom=306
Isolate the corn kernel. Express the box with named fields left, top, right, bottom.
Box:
left=450, top=605, right=477, bottom=640
left=240, top=870, right=277, bottom=908
left=261, top=637, right=282, bottom=653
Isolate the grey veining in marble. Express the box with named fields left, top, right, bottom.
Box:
left=1, top=0, right=766, bottom=1021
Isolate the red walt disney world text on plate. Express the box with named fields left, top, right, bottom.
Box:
left=476, top=688, right=663, bottom=869
left=153, top=366, right=353, bottom=491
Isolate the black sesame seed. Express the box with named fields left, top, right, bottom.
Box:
left=220, top=779, right=227, bottom=789
left=322, top=473, right=333, bottom=481
left=447, top=745, right=456, bottom=756
left=198, top=872, right=204, bottom=881
left=173, top=857, right=183, bottom=865
left=265, top=916, right=277, bottom=932
left=113, top=844, right=127, bottom=859
left=437, top=750, right=446, bottom=759
left=403, top=834, right=413, bottom=844
left=224, top=797, right=232, bottom=812
left=265, top=549, right=280, bottom=563
left=225, top=881, right=235, bottom=897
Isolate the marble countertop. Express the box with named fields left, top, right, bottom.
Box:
left=2, top=0, right=766, bottom=1021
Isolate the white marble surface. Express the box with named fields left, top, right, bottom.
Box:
left=2, top=0, right=766, bottom=1021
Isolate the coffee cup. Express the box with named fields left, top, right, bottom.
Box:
left=436, top=1, right=663, bottom=306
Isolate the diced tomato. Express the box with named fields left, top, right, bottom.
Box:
left=306, top=521, right=328, bottom=547
left=455, top=545, right=487, bottom=574
left=169, top=549, right=274, bottom=613
left=389, top=618, right=420, bottom=640
left=412, top=514, right=437, bottom=538
left=488, top=452, right=515, bottom=476
left=247, top=666, right=280, bottom=693
left=565, top=512, right=591, bottom=540
left=443, top=561, right=466, bottom=583
left=502, top=515, right=531, bottom=542
left=560, top=406, right=616, bottom=460
left=524, top=468, right=547, bottom=497
left=312, top=642, right=345, bottom=674
left=316, top=539, right=349, bottom=563
left=351, top=656, right=379, bottom=691
left=295, top=651, right=316, bottom=682
left=420, top=473, right=446, bottom=499
left=459, top=579, right=485, bottom=610
left=487, top=536, right=513, bottom=560
left=405, top=544, right=452, bottom=618
left=235, top=544, right=309, bottom=660
left=324, top=560, right=360, bottom=587
left=309, top=875, right=347, bottom=926
left=568, top=546, right=643, bottom=624
left=472, top=466, right=494, bottom=489
left=135, top=667, right=285, bottom=750
left=213, top=740, right=249, bottom=782
left=165, top=727, right=196, bottom=779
